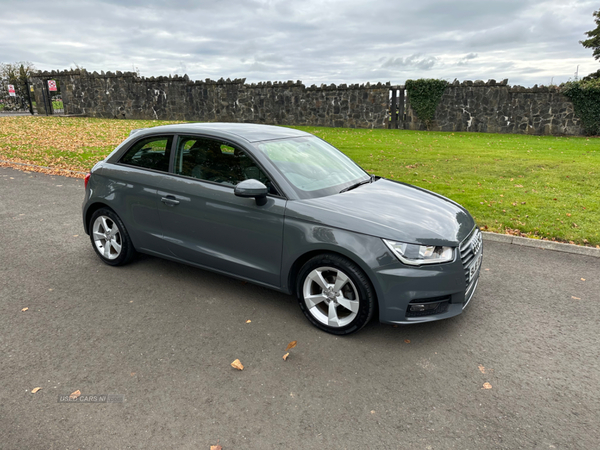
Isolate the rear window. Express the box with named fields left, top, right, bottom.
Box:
left=119, top=136, right=173, bottom=172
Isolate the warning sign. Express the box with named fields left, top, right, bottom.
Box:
left=8, top=84, right=16, bottom=96
left=48, top=80, right=57, bottom=91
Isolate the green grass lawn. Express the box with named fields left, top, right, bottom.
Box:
left=0, top=116, right=598, bottom=246
left=293, top=127, right=599, bottom=246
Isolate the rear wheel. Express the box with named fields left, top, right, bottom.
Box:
left=89, top=208, right=135, bottom=266
left=297, top=254, right=376, bottom=335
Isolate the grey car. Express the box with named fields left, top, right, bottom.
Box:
left=83, top=123, right=482, bottom=334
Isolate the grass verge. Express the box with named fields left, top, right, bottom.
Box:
left=0, top=116, right=598, bottom=246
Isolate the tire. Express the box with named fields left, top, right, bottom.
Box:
left=89, top=208, right=135, bottom=266
left=297, top=253, right=376, bottom=335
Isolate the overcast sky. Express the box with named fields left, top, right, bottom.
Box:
left=1, top=0, right=598, bottom=86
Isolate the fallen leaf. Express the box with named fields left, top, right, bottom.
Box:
left=404, top=339, right=411, bottom=344
left=484, top=268, right=490, bottom=271
left=246, top=320, right=251, bottom=323
left=581, top=278, right=586, bottom=281
left=482, top=382, right=492, bottom=390
left=285, top=340, right=297, bottom=351
left=283, top=353, right=290, bottom=361
left=231, top=359, right=244, bottom=370
left=478, top=365, right=486, bottom=374
left=31, top=387, right=42, bottom=394
left=130, top=372, right=136, bottom=376
left=370, top=410, right=376, bottom=414
left=566, top=213, right=571, bottom=217
left=21, top=307, right=29, bottom=312
left=69, top=390, right=81, bottom=400
left=572, top=296, right=581, bottom=300
left=210, top=445, right=223, bottom=450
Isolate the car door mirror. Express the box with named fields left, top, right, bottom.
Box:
left=234, top=179, right=268, bottom=205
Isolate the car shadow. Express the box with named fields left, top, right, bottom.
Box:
left=119, top=252, right=471, bottom=344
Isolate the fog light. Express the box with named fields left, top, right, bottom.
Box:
left=409, top=303, right=438, bottom=312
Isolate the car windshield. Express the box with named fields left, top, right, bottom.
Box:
left=253, top=136, right=369, bottom=198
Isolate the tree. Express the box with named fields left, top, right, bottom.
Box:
left=0, top=61, right=36, bottom=85
left=581, top=10, right=600, bottom=61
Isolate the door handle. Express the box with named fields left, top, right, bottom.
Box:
left=161, top=195, right=180, bottom=206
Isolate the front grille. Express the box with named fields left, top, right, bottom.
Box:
left=460, top=227, right=483, bottom=284
left=406, top=297, right=450, bottom=317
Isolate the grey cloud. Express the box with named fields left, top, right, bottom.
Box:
left=457, top=53, right=478, bottom=66
left=0, top=0, right=597, bottom=87
left=382, top=55, right=438, bottom=70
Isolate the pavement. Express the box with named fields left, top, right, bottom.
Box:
left=1, top=166, right=599, bottom=449
left=0, top=111, right=35, bottom=117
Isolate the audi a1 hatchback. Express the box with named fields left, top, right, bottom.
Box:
left=83, top=123, right=482, bottom=334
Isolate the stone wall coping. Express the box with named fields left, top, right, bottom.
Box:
left=30, top=70, right=565, bottom=94
left=30, top=69, right=391, bottom=90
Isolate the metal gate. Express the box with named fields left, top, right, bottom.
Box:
left=388, top=86, right=405, bottom=129
left=38, top=78, right=64, bottom=115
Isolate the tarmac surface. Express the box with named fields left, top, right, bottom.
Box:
left=1, top=166, right=599, bottom=449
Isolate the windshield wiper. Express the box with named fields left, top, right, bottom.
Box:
left=339, top=175, right=374, bottom=193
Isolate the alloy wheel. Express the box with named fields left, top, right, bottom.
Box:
left=302, top=266, right=360, bottom=327
left=92, top=215, right=123, bottom=260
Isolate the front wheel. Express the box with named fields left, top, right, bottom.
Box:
left=297, top=254, right=376, bottom=335
left=89, top=208, right=135, bottom=266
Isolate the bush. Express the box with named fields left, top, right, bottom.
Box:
left=405, top=79, right=448, bottom=128
left=562, top=78, right=600, bottom=135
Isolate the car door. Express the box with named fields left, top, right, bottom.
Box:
left=105, top=134, right=174, bottom=255
left=156, top=135, right=286, bottom=288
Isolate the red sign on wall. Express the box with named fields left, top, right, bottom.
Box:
left=48, top=80, right=57, bottom=91
left=8, top=84, right=16, bottom=96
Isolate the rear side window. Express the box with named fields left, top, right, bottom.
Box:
left=120, top=136, right=173, bottom=172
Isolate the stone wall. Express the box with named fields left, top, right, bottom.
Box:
left=30, top=69, right=390, bottom=129
left=30, top=70, right=586, bottom=135
left=404, top=79, right=584, bottom=135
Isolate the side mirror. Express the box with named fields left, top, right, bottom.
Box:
left=234, top=179, right=268, bottom=206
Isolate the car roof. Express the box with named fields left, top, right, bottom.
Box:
left=133, top=122, right=311, bottom=143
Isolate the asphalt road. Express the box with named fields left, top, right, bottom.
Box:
left=1, top=166, right=599, bottom=449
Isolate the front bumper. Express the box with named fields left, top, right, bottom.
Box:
left=376, top=227, right=482, bottom=324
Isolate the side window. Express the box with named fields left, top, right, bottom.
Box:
left=120, top=136, right=173, bottom=172
left=174, top=136, right=279, bottom=194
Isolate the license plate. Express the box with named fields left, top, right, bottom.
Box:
left=469, top=254, right=482, bottom=283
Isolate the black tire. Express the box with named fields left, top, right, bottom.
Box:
left=296, top=253, right=376, bottom=335
left=89, top=208, right=135, bottom=266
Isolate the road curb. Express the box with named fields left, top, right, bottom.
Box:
left=482, top=231, right=600, bottom=258
left=0, top=159, right=87, bottom=175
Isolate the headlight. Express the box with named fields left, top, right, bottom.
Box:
left=383, top=239, right=454, bottom=266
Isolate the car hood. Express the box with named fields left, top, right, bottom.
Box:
left=285, top=178, right=475, bottom=246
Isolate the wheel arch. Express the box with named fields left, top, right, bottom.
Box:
left=84, top=202, right=115, bottom=235
left=286, top=247, right=380, bottom=313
